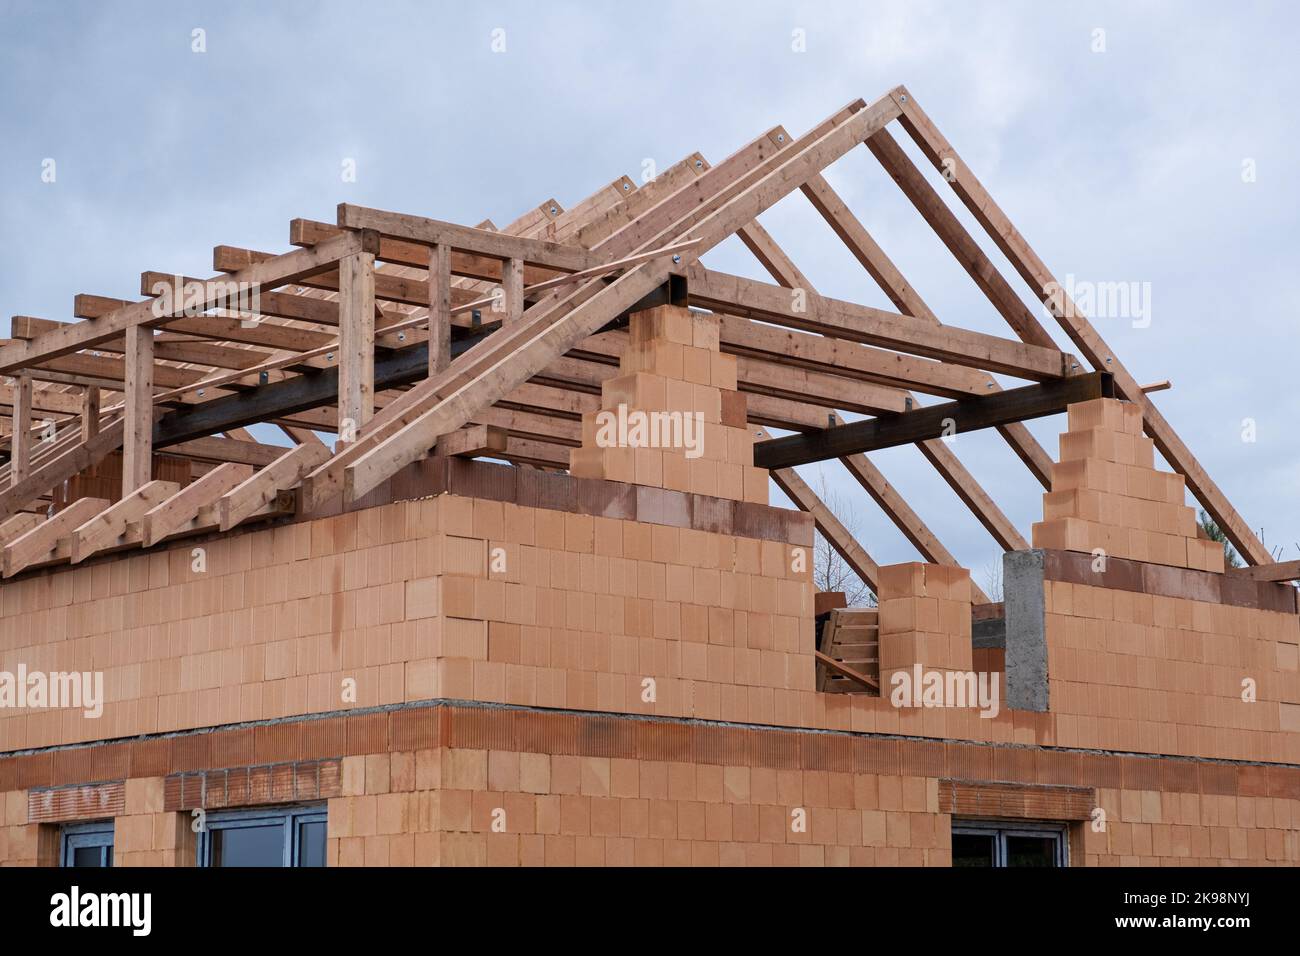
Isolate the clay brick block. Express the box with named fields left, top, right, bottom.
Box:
left=1032, top=517, right=1096, bottom=553
left=682, top=346, right=714, bottom=386
left=661, top=451, right=691, bottom=493
left=1068, top=397, right=1143, bottom=436
left=600, top=373, right=668, bottom=413
left=720, top=390, right=748, bottom=428
left=622, top=340, right=685, bottom=380
left=717, top=463, right=743, bottom=501
left=878, top=562, right=926, bottom=599
left=691, top=313, right=721, bottom=351
left=741, top=467, right=768, bottom=506
left=630, top=305, right=695, bottom=347
left=599, top=446, right=636, bottom=484
left=710, top=353, right=738, bottom=391
left=568, top=446, right=605, bottom=480
left=633, top=448, right=664, bottom=487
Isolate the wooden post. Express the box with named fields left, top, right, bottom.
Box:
left=338, top=249, right=376, bottom=436
left=81, top=385, right=100, bottom=442
left=429, top=243, right=451, bottom=375
left=10, top=374, right=32, bottom=487
left=123, top=326, right=154, bottom=493
left=501, top=256, right=524, bottom=325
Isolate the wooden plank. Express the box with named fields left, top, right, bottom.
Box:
left=338, top=250, right=376, bottom=432
left=889, top=87, right=1270, bottom=566
left=814, top=649, right=879, bottom=691
left=122, top=324, right=154, bottom=493
left=140, top=462, right=253, bottom=546
left=69, top=480, right=180, bottom=564
left=218, top=442, right=328, bottom=531
left=756, top=373, right=1113, bottom=468
left=3, top=496, right=109, bottom=577
left=10, top=374, right=32, bottom=486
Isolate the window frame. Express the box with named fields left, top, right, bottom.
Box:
left=196, top=804, right=327, bottom=868
left=951, top=818, right=1069, bottom=867
left=60, top=820, right=115, bottom=868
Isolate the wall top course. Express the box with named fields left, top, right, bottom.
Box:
left=1038, top=548, right=1296, bottom=615
left=4, top=699, right=1300, bottom=802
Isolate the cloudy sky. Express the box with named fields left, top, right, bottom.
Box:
left=2, top=0, right=1297, bottom=582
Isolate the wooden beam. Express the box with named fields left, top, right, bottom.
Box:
left=500, top=257, right=524, bottom=325
left=0, top=230, right=374, bottom=373
left=814, top=650, right=879, bottom=692
left=1226, top=560, right=1300, bottom=583
left=726, top=196, right=1029, bottom=555
left=166, top=436, right=290, bottom=467
left=3, top=496, right=109, bottom=577
left=888, top=87, right=1270, bottom=567
left=689, top=268, right=1076, bottom=381
left=0, top=419, right=124, bottom=522
left=218, top=442, right=328, bottom=531
left=81, top=385, right=100, bottom=441
left=140, top=462, right=253, bottom=546
left=69, top=480, right=180, bottom=564
left=10, top=374, right=32, bottom=487
left=756, top=373, right=1113, bottom=469
left=336, top=205, right=599, bottom=272
left=123, top=324, right=154, bottom=493
left=429, top=243, right=451, bottom=374
left=770, top=464, right=879, bottom=593
left=338, top=250, right=376, bottom=432
left=335, top=94, right=902, bottom=505
left=434, top=424, right=509, bottom=458
left=294, top=104, right=865, bottom=509
left=0, top=381, right=82, bottom=415
left=798, top=171, right=1055, bottom=488
left=0, top=512, right=42, bottom=544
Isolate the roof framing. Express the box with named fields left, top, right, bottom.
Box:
left=0, top=84, right=1268, bottom=588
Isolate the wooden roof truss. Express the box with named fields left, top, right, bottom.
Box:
left=0, top=86, right=1277, bottom=587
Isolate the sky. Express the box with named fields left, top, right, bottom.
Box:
left=2, top=0, right=1297, bottom=585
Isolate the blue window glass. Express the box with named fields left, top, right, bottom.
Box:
left=198, top=805, right=327, bottom=867
left=61, top=821, right=114, bottom=868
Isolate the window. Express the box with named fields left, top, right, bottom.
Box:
left=198, top=805, right=327, bottom=867
left=952, top=820, right=1068, bottom=867
left=61, top=821, right=114, bottom=867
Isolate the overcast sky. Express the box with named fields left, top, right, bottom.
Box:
left=2, top=0, right=1297, bottom=581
